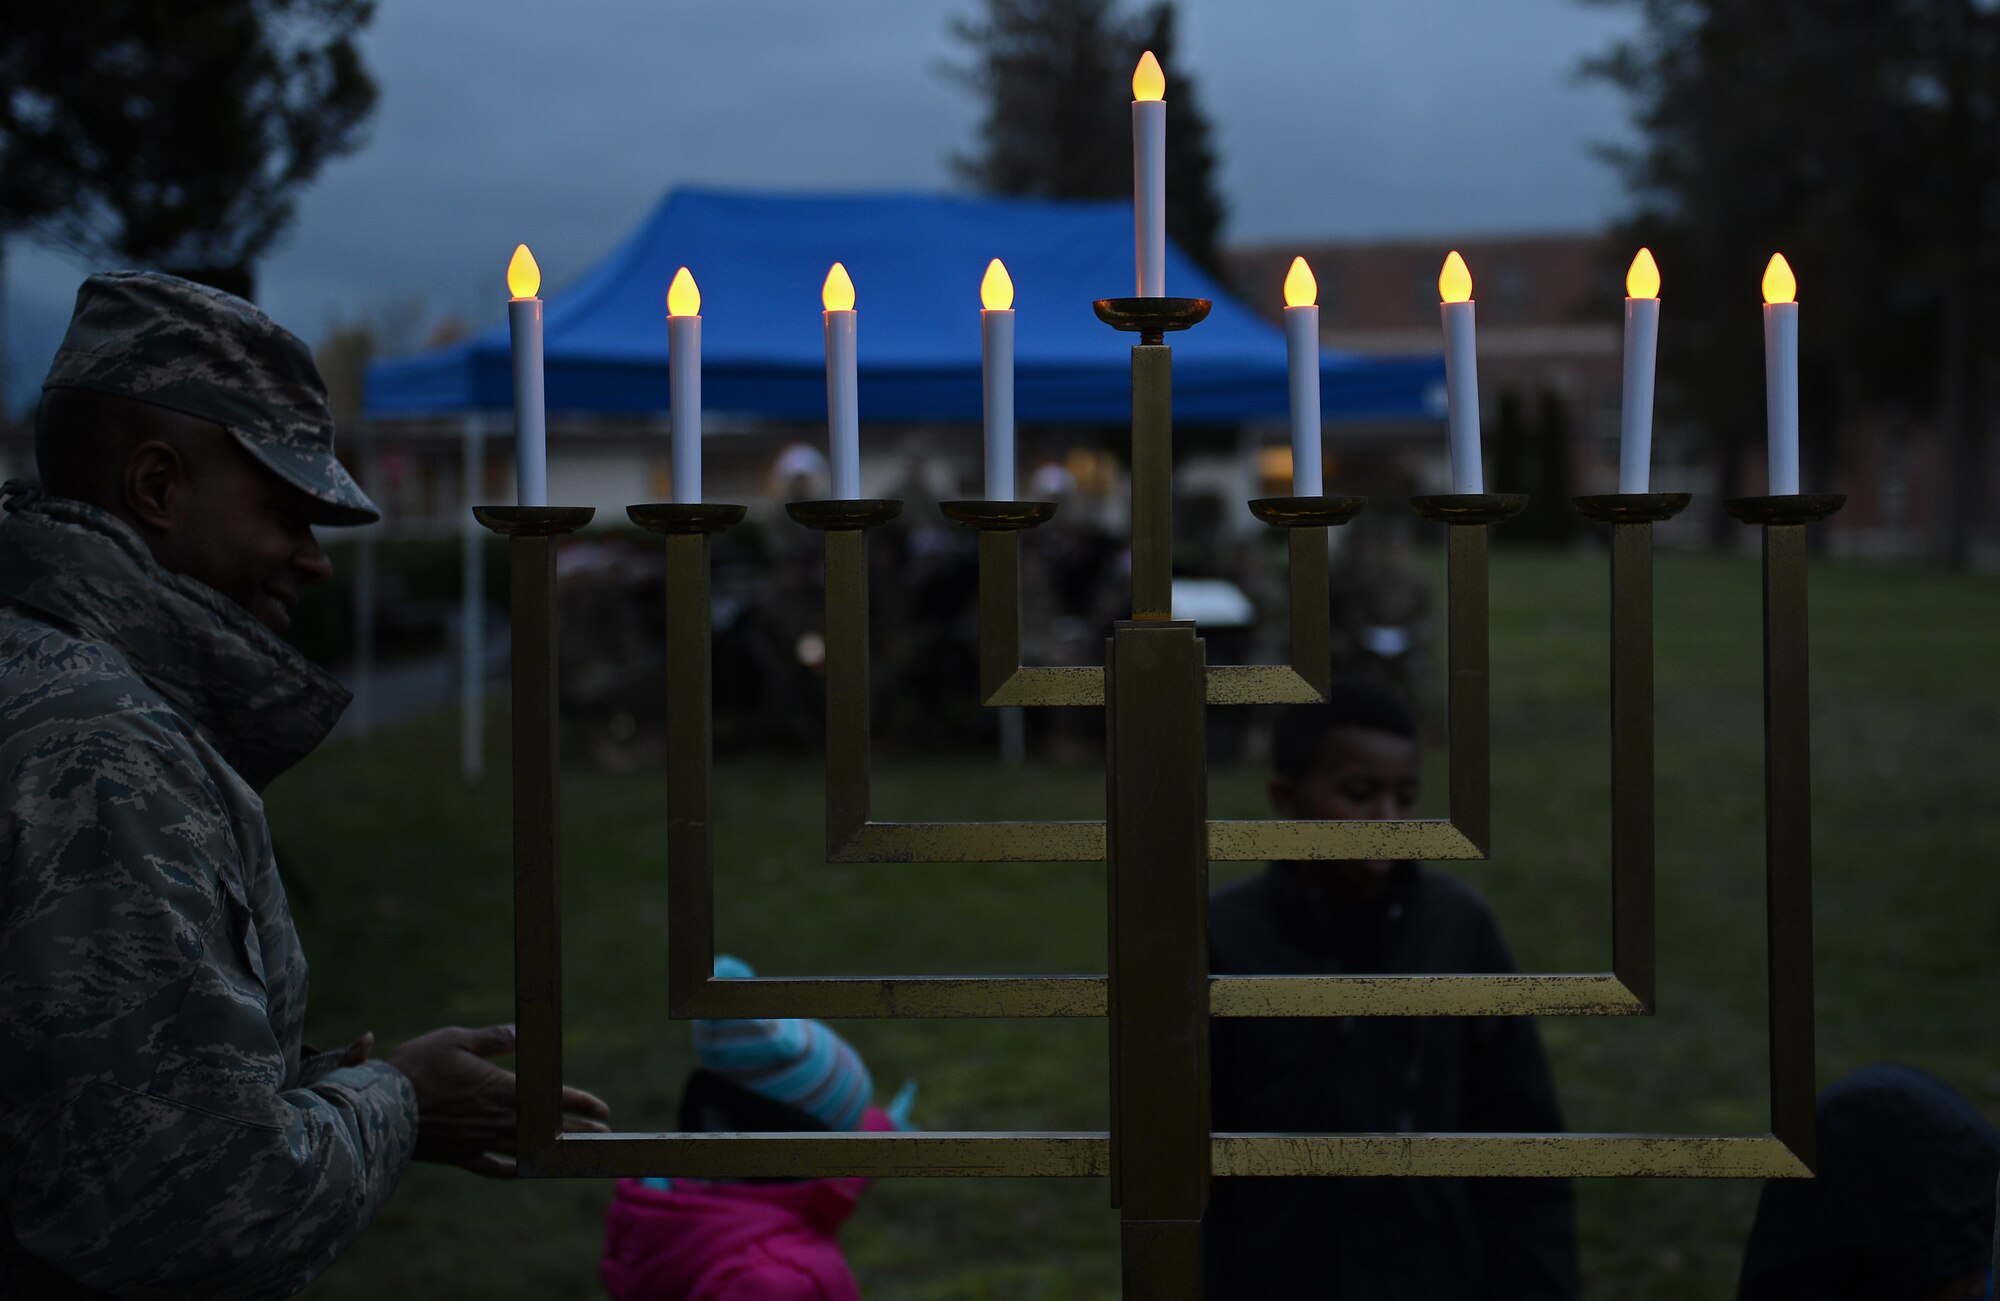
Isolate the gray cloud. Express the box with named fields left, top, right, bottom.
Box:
left=5, top=0, right=1637, bottom=412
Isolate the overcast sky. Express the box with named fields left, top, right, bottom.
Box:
left=3, top=0, right=1643, bottom=412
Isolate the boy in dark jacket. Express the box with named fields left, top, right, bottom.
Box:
left=1204, top=680, right=1579, bottom=1298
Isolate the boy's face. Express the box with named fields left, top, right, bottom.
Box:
left=1269, top=725, right=1420, bottom=896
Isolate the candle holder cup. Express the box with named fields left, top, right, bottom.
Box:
left=1094, top=296, right=1211, bottom=346
left=784, top=498, right=903, bottom=531
left=471, top=504, right=596, bottom=536
left=1248, top=494, right=1367, bottom=528
left=940, top=499, right=1059, bottom=530
left=478, top=300, right=1837, bottom=1300
left=1573, top=492, right=1693, bottom=525
left=1410, top=492, right=1530, bottom=526
left=626, top=502, right=748, bottom=534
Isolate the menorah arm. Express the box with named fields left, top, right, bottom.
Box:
left=811, top=507, right=1108, bottom=863
left=1211, top=1133, right=1811, bottom=1179
left=540, top=1130, right=1112, bottom=1180
left=529, top=1128, right=1810, bottom=1183
left=1209, top=973, right=1646, bottom=1018
left=963, top=518, right=1107, bottom=707
left=630, top=504, right=750, bottom=1017
left=474, top=505, right=595, bottom=1172
left=678, top=974, right=1107, bottom=1019
left=1207, top=818, right=1481, bottom=862
left=1727, top=493, right=1843, bottom=1170
left=956, top=501, right=1354, bottom=708
left=1203, top=518, right=1338, bottom=703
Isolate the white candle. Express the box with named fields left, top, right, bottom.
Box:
left=1438, top=250, right=1483, bottom=494
left=1761, top=253, right=1800, bottom=495
left=666, top=266, right=702, bottom=503
left=1131, top=51, right=1166, bottom=297
left=822, top=262, right=860, bottom=499
left=506, top=244, right=548, bottom=506
left=1619, top=248, right=1662, bottom=494
left=1282, top=256, right=1322, bottom=496
left=980, top=258, right=1017, bottom=500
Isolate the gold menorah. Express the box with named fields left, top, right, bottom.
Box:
left=473, top=293, right=1843, bottom=1297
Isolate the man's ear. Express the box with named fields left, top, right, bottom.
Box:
left=123, top=440, right=185, bottom=533
left=1269, top=775, right=1299, bottom=819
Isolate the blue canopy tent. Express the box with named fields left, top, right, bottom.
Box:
left=367, top=187, right=1443, bottom=424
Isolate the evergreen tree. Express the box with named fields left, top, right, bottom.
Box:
left=0, top=0, right=379, bottom=299
left=1583, top=0, right=1999, bottom=563
left=948, top=0, right=1228, bottom=276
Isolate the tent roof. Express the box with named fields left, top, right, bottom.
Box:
left=366, top=187, right=1445, bottom=425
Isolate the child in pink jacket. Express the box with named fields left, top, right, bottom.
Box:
left=600, top=957, right=914, bottom=1301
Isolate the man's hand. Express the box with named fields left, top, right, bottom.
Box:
left=383, top=1025, right=611, bottom=1178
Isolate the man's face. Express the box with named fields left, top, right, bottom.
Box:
left=152, top=430, right=335, bottom=634
left=1269, top=725, right=1420, bottom=897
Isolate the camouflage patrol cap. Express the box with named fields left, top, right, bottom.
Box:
left=42, top=270, right=380, bottom=525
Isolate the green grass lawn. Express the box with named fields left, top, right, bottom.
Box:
left=277, top=545, right=2000, bottom=1300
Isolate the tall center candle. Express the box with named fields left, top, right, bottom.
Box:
left=822, top=262, right=860, bottom=499
left=666, top=266, right=702, bottom=503
left=980, top=258, right=1017, bottom=500
left=1282, top=256, right=1323, bottom=496
left=1438, top=250, right=1483, bottom=494
left=1618, top=248, right=1662, bottom=493
left=1761, top=253, right=1800, bottom=495
left=1131, top=51, right=1166, bottom=297
left=505, top=243, right=548, bottom=506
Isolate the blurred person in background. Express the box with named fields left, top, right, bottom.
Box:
left=1738, top=1063, right=1997, bottom=1301
left=600, top=956, right=916, bottom=1301
left=1204, top=679, right=1577, bottom=1298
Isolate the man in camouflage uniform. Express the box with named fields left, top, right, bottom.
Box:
left=0, top=273, right=609, bottom=1299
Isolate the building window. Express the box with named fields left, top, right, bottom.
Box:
left=1496, top=261, right=1529, bottom=320
left=1410, top=265, right=1438, bottom=320
left=1318, top=262, right=1342, bottom=322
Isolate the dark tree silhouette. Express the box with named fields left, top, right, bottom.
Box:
left=0, top=0, right=379, bottom=300
left=1582, top=0, right=1999, bottom=563
left=948, top=0, right=1228, bottom=276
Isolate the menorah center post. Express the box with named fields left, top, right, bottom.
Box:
left=1129, top=343, right=1174, bottom=620
left=1105, top=618, right=1209, bottom=1295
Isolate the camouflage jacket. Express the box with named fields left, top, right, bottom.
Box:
left=0, top=497, right=417, bottom=1299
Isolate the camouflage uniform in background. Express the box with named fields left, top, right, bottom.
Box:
left=2, top=270, right=406, bottom=1299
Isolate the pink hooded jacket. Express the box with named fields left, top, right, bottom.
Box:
left=599, top=1109, right=892, bottom=1301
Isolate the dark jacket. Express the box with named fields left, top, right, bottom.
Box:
left=1204, top=863, right=1578, bottom=1300
left=0, top=499, right=417, bottom=1299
